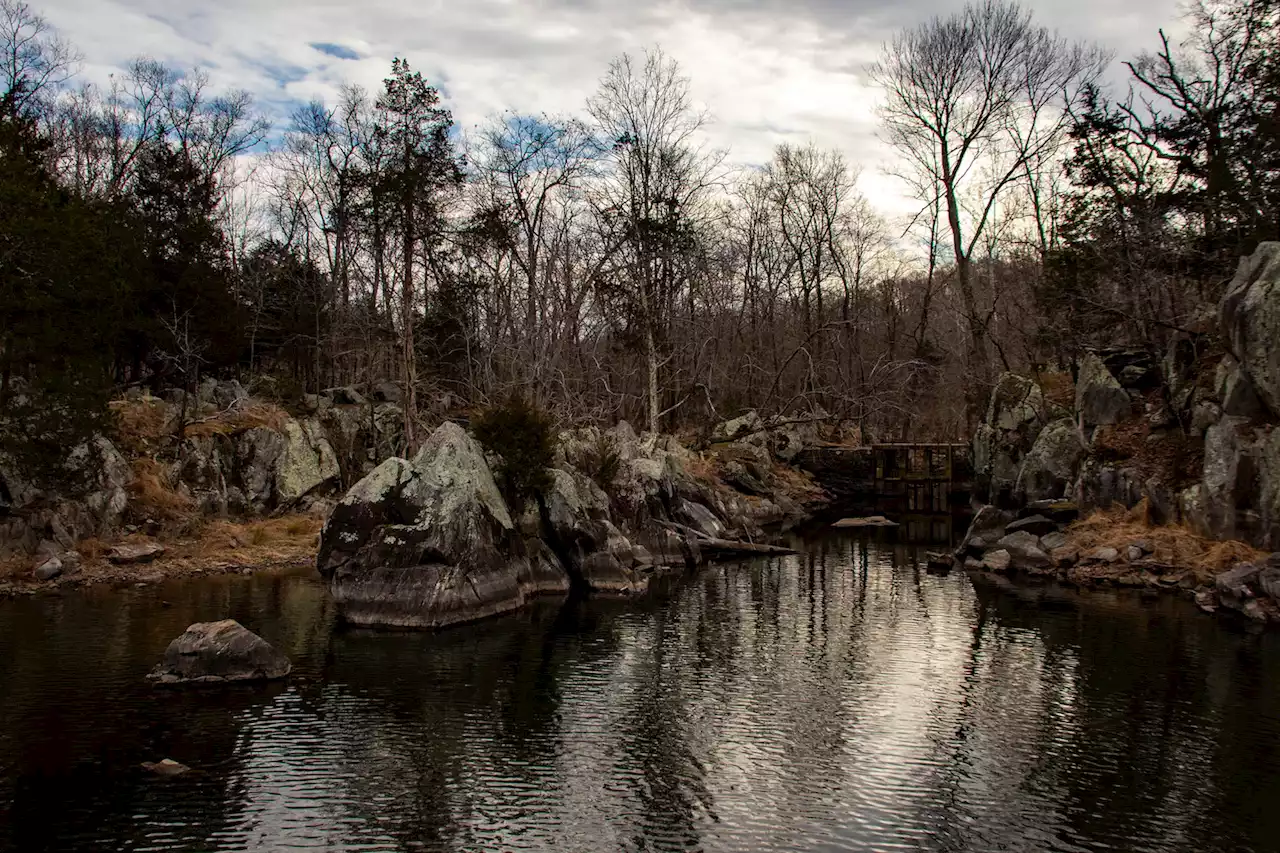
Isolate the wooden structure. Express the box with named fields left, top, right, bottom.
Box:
left=795, top=443, right=972, bottom=513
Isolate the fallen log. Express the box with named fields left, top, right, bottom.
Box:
left=697, top=538, right=798, bottom=558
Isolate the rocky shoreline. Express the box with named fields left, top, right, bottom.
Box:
left=317, top=416, right=827, bottom=629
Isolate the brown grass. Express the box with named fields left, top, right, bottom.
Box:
left=110, top=397, right=170, bottom=453
left=1066, top=500, right=1266, bottom=580
left=683, top=452, right=720, bottom=484
left=184, top=402, right=290, bottom=437
left=127, top=458, right=196, bottom=522
left=192, top=516, right=323, bottom=560
left=1036, top=370, right=1076, bottom=410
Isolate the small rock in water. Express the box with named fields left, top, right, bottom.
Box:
left=33, top=557, right=62, bottom=581
left=141, top=758, right=189, bottom=776
left=1089, top=547, right=1121, bottom=564
left=982, top=550, right=1012, bottom=572
left=107, top=542, right=166, bottom=565
left=832, top=516, right=898, bottom=529
left=149, top=619, right=291, bottom=685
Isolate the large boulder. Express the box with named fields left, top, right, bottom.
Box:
left=1221, top=242, right=1280, bottom=417
left=148, top=620, right=291, bottom=684
left=1014, top=418, right=1085, bottom=503
left=1216, top=355, right=1266, bottom=419
left=318, top=422, right=579, bottom=629
left=276, top=418, right=340, bottom=505
left=974, top=373, right=1056, bottom=504
left=1201, top=417, right=1257, bottom=540
left=1076, top=352, right=1131, bottom=427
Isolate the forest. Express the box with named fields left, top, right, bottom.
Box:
left=1, top=0, right=1277, bottom=483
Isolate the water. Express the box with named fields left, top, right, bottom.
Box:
left=2, top=532, right=1280, bottom=852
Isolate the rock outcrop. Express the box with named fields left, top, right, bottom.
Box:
left=148, top=620, right=291, bottom=684
left=319, top=415, right=823, bottom=629
left=1221, top=242, right=1280, bottom=417
left=968, top=242, right=1280, bottom=552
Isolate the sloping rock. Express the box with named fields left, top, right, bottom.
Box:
left=957, top=505, right=1014, bottom=557
left=236, top=427, right=286, bottom=508
left=148, top=620, right=291, bottom=684
left=1015, top=418, right=1085, bottom=503
left=318, top=423, right=579, bottom=629
left=982, top=550, right=1012, bottom=572
left=1217, top=355, right=1266, bottom=419
left=1221, top=242, right=1280, bottom=417
left=276, top=419, right=340, bottom=505
left=1076, top=352, right=1131, bottom=426
left=1005, top=514, right=1057, bottom=537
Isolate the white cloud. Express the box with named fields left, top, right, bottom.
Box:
left=37, top=0, right=1183, bottom=219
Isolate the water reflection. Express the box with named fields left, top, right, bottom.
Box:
left=1, top=534, right=1279, bottom=852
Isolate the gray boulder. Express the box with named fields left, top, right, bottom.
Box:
left=276, top=418, right=340, bottom=505
left=957, top=505, right=1013, bottom=557
left=107, top=542, right=165, bottom=564
left=1015, top=418, right=1085, bottom=503
left=996, top=530, right=1050, bottom=568
left=148, top=620, right=291, bottom=684
left=974, top=373, right=1056, bottom=502
left=1006, top=514, right=1057, bottom=537
left=318, top=422, right=581, bottom=629
left=711, top=411, right=764, bottom=444
left=982, top=549, right=1012, bottom=572
left=1076, top=352, right=1131, bottom=426
left=1217, top=355, right=1267, bottom=419
left=33, top=556, right=62, bottom=581
left=1221, top=242, right=1280, bottom=417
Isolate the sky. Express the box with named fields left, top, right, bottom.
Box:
left=38, top=0, right=1184, bottom=218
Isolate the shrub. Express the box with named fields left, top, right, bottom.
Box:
left=471, top=395, right=555, bottom=508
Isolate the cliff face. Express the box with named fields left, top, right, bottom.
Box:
left=972, top=242, right=1280, bottom=554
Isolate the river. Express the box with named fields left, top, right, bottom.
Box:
left=2, top=530, right=1279, bottom=852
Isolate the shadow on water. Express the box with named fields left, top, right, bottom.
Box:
left=1, top=533, right=1280, bottom=852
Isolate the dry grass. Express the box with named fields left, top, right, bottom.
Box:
left=110, top=397, right=170, bottom=453
left=127, top=458, right=196, bottom=522
left=683, top=452, right=720, bottom=484
left=1066, top=500, right=1267, bottom=580
left=185, top=402, right=290, bottom=437
left=191, top=516, right=323, bottom=561
left=1036, top=370, right=1076, bottom=410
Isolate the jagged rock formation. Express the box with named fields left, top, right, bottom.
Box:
left=0, top=383, right=403, bottom=569
left=318, top=417, right=825, bottom=629
left=972, top=242, right=1280, bottom=552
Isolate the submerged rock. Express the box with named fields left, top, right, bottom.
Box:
left=148, top=620, right=291, bottom=684
left=141, top=758, right=190, bottom=776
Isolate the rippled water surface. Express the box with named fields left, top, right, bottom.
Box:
left=3, top=532, right=1280, bottom=852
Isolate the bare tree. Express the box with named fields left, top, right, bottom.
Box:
left=0, top=0, right=77, bottom=115
left=587, top=48, right=726, bottom=432
left=871, top=0, right=1105, bottom=409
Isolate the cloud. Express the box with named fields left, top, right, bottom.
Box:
left=37, top=0, right=1184, bottom=218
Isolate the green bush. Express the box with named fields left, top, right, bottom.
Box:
left=471, top=395, right=555, bottom=508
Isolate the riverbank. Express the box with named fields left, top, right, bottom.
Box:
left=0, top=514, right=323, bottom=598
left=957, top=499, right=1278, bottom=622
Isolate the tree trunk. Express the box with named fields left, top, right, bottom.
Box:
left=402, top=194, right=418, bottom=454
